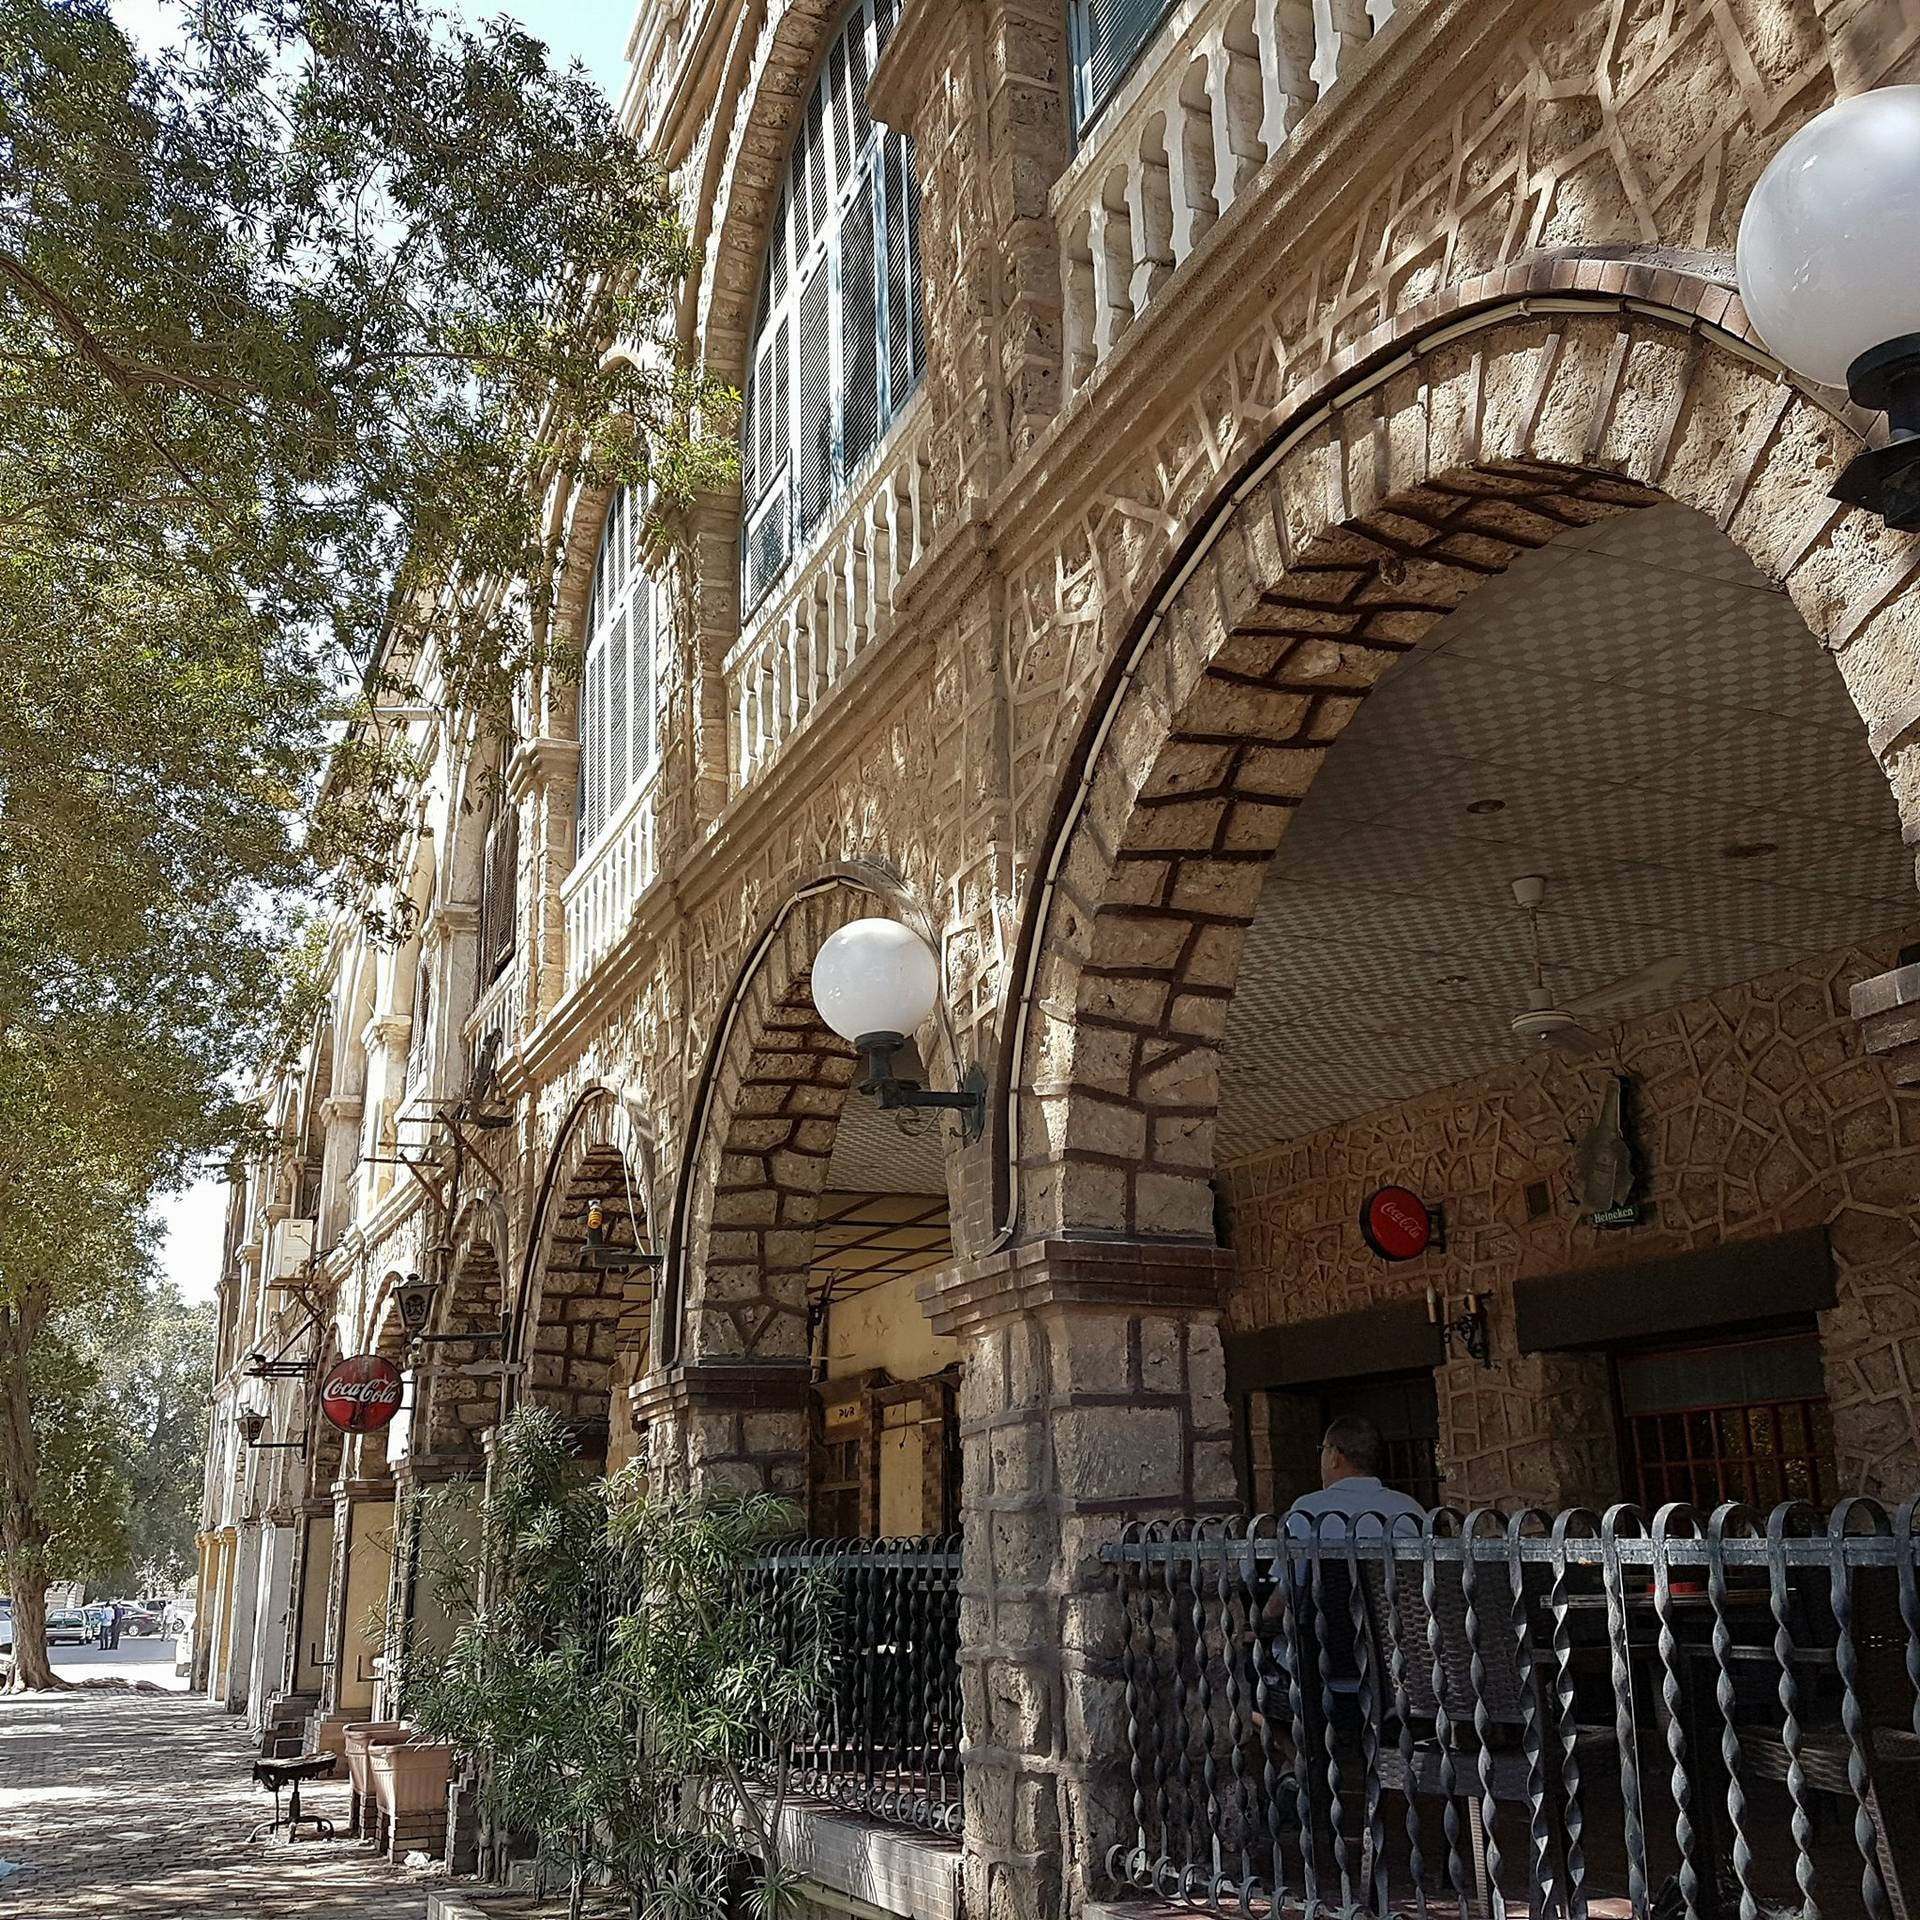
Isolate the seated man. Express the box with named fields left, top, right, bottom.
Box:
left=1285, top=1414, right=1428, bottom=1541
left=1256, top=1415, right=1430, bottom=1734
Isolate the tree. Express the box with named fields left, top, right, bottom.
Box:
left=88, top=1284, right=217, bottom=1596
left=0, top=0, right=726, bottom=1686
left=399, top=1410, right=834, bottom=1920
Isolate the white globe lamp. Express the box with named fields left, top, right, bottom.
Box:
left=1736, top=86, right=1920, bottom=528
left=811, top=917, right=940, bottom=1045
left=809, top=917, right=985, bottom=1141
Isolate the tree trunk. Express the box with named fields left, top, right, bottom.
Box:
left=0, top=1305, right=65, bottom=1691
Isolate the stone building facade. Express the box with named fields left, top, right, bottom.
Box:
left=199, top=2, right=1920, bottom=1916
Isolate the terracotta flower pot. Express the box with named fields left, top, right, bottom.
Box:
left=343, top=1720, right=409, bottom=1800
left=368, top=1737, right=454, bottom=1817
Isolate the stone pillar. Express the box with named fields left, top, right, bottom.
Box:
left=506, top=734, right=582, bottom=1024
left=246, top=1516, right=296, bottom=1735
left=629, top=1362, right=810, bottom=1502
left=923, top=1238, right=1236, bottom=1920
left=313, top=1478, right=397, bottom=1751
left=316, top=1093, right=363, bottom=1249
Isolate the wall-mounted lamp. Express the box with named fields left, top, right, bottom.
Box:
left=581, top=1201, right=660, bottom=1273
left=1427, top=1287, right=1492, bottom=1369
left=240, top=1410, right=307, bottom=1456
left=1737, top=86, right=1920, bottom=528
left=810, top=919, right=986, bottom=1144
left=394, top=1271, right=440, bottom=1338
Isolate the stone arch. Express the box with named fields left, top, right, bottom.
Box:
left=418, top=1200, right=512, bottom=1461
left=1007, top=279, right=1920, bottom=1245
left=663, top=867, right=964, bottom=1374
left=692, top=0, right=859, bottom=395
left=516, top=1089, right=658, bottom=1453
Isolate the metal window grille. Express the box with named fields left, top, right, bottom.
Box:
left=1104, top=1502, right=1920, bottom=1920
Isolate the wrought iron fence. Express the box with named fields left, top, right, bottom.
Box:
left=745, top=1535, right=963, bottom=1836
left=1103, top=1502, right=1920, bottom=1920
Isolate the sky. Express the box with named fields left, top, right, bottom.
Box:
left=134, top=0, right=638, bottom=1303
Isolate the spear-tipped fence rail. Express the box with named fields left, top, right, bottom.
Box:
left=1102, top=1502, right=1920, bottom=1920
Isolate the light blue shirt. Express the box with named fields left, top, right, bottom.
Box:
left=1284, top=1476, right=1428, bottom=1541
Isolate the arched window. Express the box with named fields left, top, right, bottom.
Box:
left=740, top=0, right=924, bottom=615
left=578, top=485, right=659, bottom=851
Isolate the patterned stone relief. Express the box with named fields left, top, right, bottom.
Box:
left=1224, top=933, right=1920, bottom=1501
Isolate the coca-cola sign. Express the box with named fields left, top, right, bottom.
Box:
left=1359, top=1186, right=1435, bottom=1262
left=320, top=1354, right=404, bottom=1433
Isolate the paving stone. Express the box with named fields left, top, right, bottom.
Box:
left=0, top=1688, right=440, bottom=1917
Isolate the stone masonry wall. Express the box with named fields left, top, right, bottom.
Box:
left=1222, top=930, right=1920, bottom=1507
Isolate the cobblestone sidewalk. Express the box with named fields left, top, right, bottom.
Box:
left=0, top=1686, right=443, bottom=1916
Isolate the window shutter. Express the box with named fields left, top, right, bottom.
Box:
left=407, top=966, right=432, bottom=1092
left=848, top=2, right=872, bottom=152
left=1072, top=0, right=1176, bottom=129
left=584, top=645, right=606, bottom=845
left=804, top=85, right=828, bottom=239
left=481, top=804, right=517, bottom=982
left=632, top=582, right=655, bottom=778
left=797, top=261, right=832, bottom=536
left=606, top=607, right=629, bottom=816
left=738, top=0, right=923, bottom=606
left=884, top=134, right=916, bottom=409
left=842, top=177, right=879, bottom=472
left=828, top=37, right=852, bottom=189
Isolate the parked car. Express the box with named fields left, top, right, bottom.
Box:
left=119, top=1606, right=164, bottom=1637
left=0, top=1605, right=12, bottom=1654
left=45, top=1609, right=91, bottom=1646
left=164, top=1599, right=195, bottom=1637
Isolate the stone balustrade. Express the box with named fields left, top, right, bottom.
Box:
left=1057, top=0, right=1398, bottom=393
left=727, top=394, right=932, bottom=794
left=563, top=792, right=659, bottom=987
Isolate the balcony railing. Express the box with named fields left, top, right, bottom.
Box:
left=464, top=959, right=522, bottom=1076
left=746, top=1535, right=963, bottom=1836
left=1058, top=0, right=1398, bottom=395
left=1104, top=1501, right=1920, bottom=1918
left=562, top=788, right=658, bottom=986
left=726, top=395, right=932, bottom=795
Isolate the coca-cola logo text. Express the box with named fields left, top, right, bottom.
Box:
left=321, top=1355, right=405, bottom=1433
left=1359, top=1186, right=1434, bottom=1262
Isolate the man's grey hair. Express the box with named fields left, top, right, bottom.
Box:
left=1322, top=1414, right=1384, bottom=1477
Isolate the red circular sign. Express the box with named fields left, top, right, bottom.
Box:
left=321, top=1355, right=404, bottom=1433
left=1359, top=1186, right=1433, bottom=1262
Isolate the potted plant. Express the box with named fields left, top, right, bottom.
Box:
left=397, top=1408, right=834, bottom=1920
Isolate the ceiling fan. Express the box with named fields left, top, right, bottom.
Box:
left=1507, top=873, right=1689, bottom=1054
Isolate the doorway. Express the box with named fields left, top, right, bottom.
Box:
left=1248, top=1368, right=1442, bottom=1513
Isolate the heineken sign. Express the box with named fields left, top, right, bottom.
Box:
left=320, top=1354, right=404, bottom=1433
